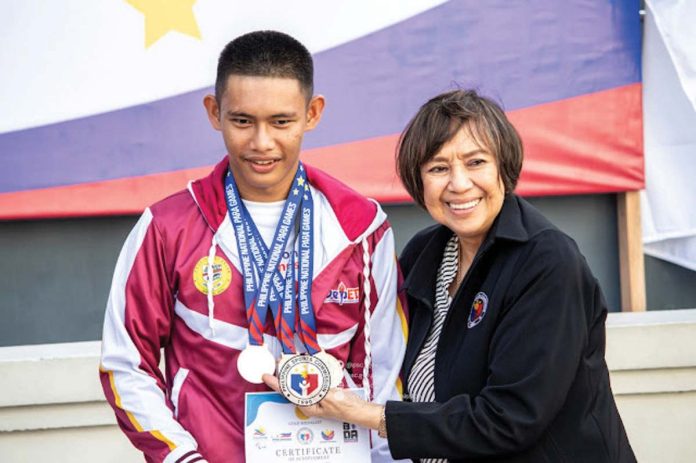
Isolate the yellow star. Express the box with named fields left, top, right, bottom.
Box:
left=127, top=0, right=201, bottom=48
left=297, top=177, right=305, bottom=187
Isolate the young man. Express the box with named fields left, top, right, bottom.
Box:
left=99, top=31, right=407, bottom=463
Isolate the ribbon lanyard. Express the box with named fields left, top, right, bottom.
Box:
left=225, top=168, right=300, bottom=351
left=224, top=164, right=317, bottom=355
left=296, top=168, right=320, bottom=355
left=241, top=206, right=297, bottom=354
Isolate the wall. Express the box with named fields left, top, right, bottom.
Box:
left=2, top=309, right=696, bottom=462
left=1, top=194, right=696, bottom=347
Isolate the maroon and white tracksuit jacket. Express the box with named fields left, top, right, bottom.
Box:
left=99, top=158, right=408, bottom=463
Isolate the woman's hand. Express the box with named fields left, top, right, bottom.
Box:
left=262, top=374, right=383, bottom=431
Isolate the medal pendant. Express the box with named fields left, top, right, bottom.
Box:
left=277, top=354, right=331, bottom=406
left=237, top=345, right=276, bottom=384
left=314, top=350, right=343, bottom=388
left=276, top=353, right=295, bottom=376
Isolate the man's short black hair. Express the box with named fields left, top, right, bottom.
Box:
left=215, top=30, right=314, bottom=102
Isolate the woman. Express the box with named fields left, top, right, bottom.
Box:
left=265, top=89, right=635, bottom=462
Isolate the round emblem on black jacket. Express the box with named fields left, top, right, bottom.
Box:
left=468, top=292, right=488, bottom=328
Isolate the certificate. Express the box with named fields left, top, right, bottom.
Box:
left=244, top=389, right=371, bottom=462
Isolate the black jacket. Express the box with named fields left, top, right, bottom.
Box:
left=386, top=195, right=635, bottom=462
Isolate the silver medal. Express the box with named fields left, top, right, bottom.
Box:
left=276, top=353, right=296, bottom=376
left=237, top=345, right=276, bottom=384
left=314, top=350, right=343, bottom=388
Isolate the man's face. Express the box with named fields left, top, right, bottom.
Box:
left=204, top=75, right=324, bottom=202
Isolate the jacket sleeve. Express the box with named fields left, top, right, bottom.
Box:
left=386, top=232, right=591, bottom=460
left=347, top=221, right=409, bottom=463
left=99, top=209, right=207, bottom=463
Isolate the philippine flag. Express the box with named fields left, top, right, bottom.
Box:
left=0, top=0, right=642, bottom=219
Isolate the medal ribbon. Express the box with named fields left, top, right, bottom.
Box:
left=240, top=207, right=297, bottom=354
left=296, top=168, right=320, bottom=355
left=224, top=168, right=304, bottom=351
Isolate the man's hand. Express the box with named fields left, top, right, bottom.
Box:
left=262, top=373, right=280, bottom=392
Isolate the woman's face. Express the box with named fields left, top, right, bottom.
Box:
left=420, top=127, right=505, bottom=249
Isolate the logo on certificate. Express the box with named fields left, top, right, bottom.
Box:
left=343, top=422, right=359, bottom=443
left=297, top=427, right=314, bottom=445
left=271, top=432, right=292, bottom=442
left=278, top=355, right=331, bottom=406
left=321, top=430, right=335, bottom=442
left=193, top=256, right=232, bottom=295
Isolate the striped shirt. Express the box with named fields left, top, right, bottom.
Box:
left=407, top=234, right=459, bottom=463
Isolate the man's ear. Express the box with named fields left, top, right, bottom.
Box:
left=304, top=95, right=325, bottom=132
left=203, top=94, right=222, bottom=131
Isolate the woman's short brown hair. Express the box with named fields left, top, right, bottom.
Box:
left=397, top=89, right=524, bottom=208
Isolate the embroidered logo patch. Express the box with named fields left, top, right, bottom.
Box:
left=324, top=281, right=360, bottom=305
left=468, top=292, right=488, bottom=328
left=193, top=256, right=232, bottom=296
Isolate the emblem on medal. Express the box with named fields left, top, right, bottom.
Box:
left=277, top=350, right=343, bottom=390
left=278, top=354, right=331, bottom=406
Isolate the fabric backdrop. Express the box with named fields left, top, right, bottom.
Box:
left=641, top=0, right=696, bottom=271
left=0, top=0, right=643, bottom=219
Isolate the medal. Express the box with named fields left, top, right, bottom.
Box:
left=276, top=353, right=296, bottom=376
left=237, top=344, right=276, bottom=384
left=278, top=354, right=331, bottom=406
left=278, top=351, right=341, bottom=388
left=314, top=350, right=343, bottom=388
left=237, top=344, right=275, bottom=384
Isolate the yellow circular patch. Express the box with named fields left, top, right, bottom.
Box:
left=193, top=256, right=232, bottom=296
